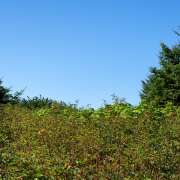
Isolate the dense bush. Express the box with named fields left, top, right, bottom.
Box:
left=1, top=98, right=180, bottom=179
left=18, top=95, right=71, bottom=110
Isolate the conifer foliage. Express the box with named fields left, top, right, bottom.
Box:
left=0, top=79, right=23, bottom=105
left=140, top=27, right=180, bottom=106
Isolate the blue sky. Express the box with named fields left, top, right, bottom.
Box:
left=0, top=0, right=180, bottom=109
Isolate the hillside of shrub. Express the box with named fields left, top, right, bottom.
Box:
left=1, top=97, right=180, bottom=179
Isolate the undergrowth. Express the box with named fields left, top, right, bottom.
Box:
left=0, top=98, right=180, bottom=179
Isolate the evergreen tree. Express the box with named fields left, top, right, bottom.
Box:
left=0, top=79, right=23, bottom=105
left=140, top=27, right=180, bottom=106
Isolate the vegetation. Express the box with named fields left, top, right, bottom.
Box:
left=1, top=28, right=180, bottom=179
left=1, top=97, right=180, bottom=179
left=18, top=95, right=72, bottom=110
left=140, top=27, right=180, bottom=106
left=0, top=79, right=24, bottom=105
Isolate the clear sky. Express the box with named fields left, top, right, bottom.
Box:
left=0, top=0, right=180, bottom=109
